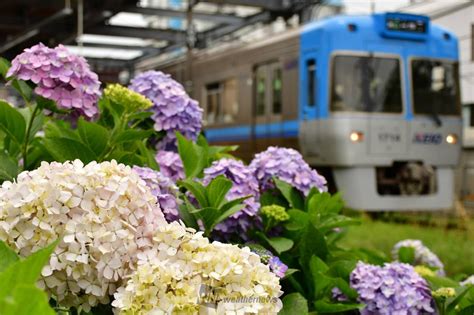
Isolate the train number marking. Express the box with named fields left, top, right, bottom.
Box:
left=413, top=133, right=442, bottom=144
left=378, top=133, right=401, bottom=142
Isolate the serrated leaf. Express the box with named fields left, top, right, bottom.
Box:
left=280, top=293, right=308, bottom=315
left=78, top=118, right=109, bottom=157
left=206, top=175, right=232, bottom=208
left=0, top=241, right=19, bottom=273
left=274, top=178, right=304, bottom=210
left=43, top=137, right=96, bottom=163
left=0, top=101, right=26, bottom=144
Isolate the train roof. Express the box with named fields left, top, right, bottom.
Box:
left=301, top=12, right=458, bottom=59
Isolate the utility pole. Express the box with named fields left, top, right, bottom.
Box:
left=185, top=0, right=197, bottom=96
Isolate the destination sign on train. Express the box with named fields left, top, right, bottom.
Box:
left=386, top=17, right=427, bottom=33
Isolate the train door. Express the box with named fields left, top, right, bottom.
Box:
left=253, top=62, right=283, bottom=148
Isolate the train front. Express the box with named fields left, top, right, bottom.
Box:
left=299, top=13, right=462, bottom=210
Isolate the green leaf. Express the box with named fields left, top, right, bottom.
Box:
left=267, top=236, right=294, bottom=254
left=128, top=111, right=153, bottom=121
left=44, top=121, right=81, bottom=141
left=260, top=191, right=287, bottom=207
left=43, top=137, right=96, bottom=163
left=212, top=204, right=245, bottom=229
left=176, top=132, right=207, bottom=178
left=137, top=141, right=160, bottom=170
left=36, top=96, right=68, bottom=114
left=398, top=246, right=416, bottom=264
left=178, top=195, right=199, bottom=229
left=11, top=80, right=33, bottom=102
left=179, top=179, right=208, bottom=208
left=1, top=285, right=55, bottom=315
left=317, top=215, right=360, bottom=233
left=78, top=118, right=109, bottom=157
left=17, top=107, right=44, bottom=142
left=0, top=152, right=18, bottom=182
left=190, top=207, right=220, bottom=234
left=0, top=57, right=10, bottom=78
left=114, top=130, right=153, bottom=144
left=314, top=299, right=363, bottom=313
left=285, top=209, right=310, bottom=231
left=115, top=152, right=144, bottom=166
left=206, top=175, right=232, bottom=208
left=274, top=178, right=304, bottom=210
left=0, top=240, right=58, bottom=300
left=282, top=268, right=299, bottom=279
left=0, top=101, right=26, bottom=144
left=279, top=293, right=308, bottom=315
left=446, top=286, right=474, bottom=314
left=0, top=241, right=19, bottom=273
left=299, top=224, right=328, bottom=267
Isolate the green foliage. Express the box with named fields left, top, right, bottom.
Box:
left=178, top=176, right=249, bottom=236
left=177, top=133, right=237, bottom=179
left=0, top=240, right=57, bottom=315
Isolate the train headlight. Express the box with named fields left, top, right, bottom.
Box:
left=446, top=134, right=458, bottom=144
left=350, top=131, right=364, bottom=142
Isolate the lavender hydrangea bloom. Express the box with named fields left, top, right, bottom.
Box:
left=202, top=158, right=260, bottom=239
left=350, top=262, right=435, bottom=315
left=250, top=146, right=327, bottom=195
left=7, top=43, right=101, bottom=119
left=155, top=150, right=185, bottom=182
left=268, top=256, right=288, bottom=278
left=128, top=71, right=203, bottom=150
left=392, top=239, right=445, bottom=276
left=132, top=166, right=180, bottom=222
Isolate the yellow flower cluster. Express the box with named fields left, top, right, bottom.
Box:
left=414, top=265, right=436, bottom=278
left=432, top=287, right=456, bottom=299
left=260, top=205, right=290, bottom=222
left=104, top=83, right=153, bottom=112
left=112, top=222, right=283, bottom=314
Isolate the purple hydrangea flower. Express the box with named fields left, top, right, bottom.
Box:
left=155, top=150, right=185, bottom=182
left=350, top=262, right=435, bottom=315
left=7, top=43, right=101, bottom=119
left=268, top=256, right=288, bottom=278
left=250, top=146, right=327, bottom=195
left=392, top=239, right=445, bottom=276
left=132, top=166, right=180, bottom=222
left=128, top=71, right=203, bottom=150
left=202, top=158, right=260, bottom=239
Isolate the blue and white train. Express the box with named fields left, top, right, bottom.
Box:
left=151, top=12, right=462, bottom=210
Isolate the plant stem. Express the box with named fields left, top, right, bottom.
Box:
left=22, top=104, right=39, bottom=170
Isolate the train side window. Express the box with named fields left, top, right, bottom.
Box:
left=272, top=68, right=282, bottom=114
left=307, top=59, right=316, bottom=107
left=205, top=79, right=239, bottom=124
left=206, top=82, right=221, bottom=124
left=256, top=71, right=266, bottom=116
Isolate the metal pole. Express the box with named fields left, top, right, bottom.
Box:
left=185, top=0, right=197, bottom=95
left=77, top=0, right=84, bottom=49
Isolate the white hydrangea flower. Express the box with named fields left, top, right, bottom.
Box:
left=460, top=275, right=474, bottom=286
left=0, top=160, right=167, bottom=311
left=112, top=221, right=283, bottom=314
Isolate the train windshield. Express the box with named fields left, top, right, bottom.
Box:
left=411, top=59, right=461, bottom=116
left=331, top=55, right=402, bottom=113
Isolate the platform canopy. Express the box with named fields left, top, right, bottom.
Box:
left=0, top=0, right=321, bottom=76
